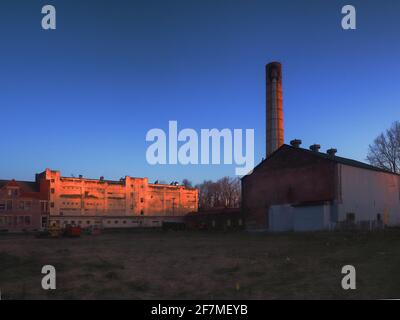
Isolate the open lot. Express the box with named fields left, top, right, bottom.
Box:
left=0, top=229, right=400, bottom=299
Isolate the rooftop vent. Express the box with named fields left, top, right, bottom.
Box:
left=78, top=175, right=83, bottom=179
left=309, top=144, right=321, bottom=152
left=327, top=148, right=337, bottom=157
left=100, top=176, right=104, bottom=181
left=290, top=139, right=302, bottom=148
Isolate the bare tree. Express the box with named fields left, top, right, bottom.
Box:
left=367, top=121, right=400, bottom=173
left=195, top=177, right=241, bottom=210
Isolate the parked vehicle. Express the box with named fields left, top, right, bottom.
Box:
left=63, top=224, right=81, bottom=237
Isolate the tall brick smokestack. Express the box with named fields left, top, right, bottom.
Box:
left=266, top=62, right=284, bottom=157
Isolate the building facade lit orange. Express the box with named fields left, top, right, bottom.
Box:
left=1, top=169, right=198, bottom=232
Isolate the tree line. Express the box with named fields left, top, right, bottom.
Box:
left=182, top=177, right=241, bottom=211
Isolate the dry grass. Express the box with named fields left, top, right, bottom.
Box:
left=1, top=229, right=400, bottom=299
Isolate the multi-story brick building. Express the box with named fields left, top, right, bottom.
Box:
left=0, top=168, right=198, bottom=232
left=0, top=179, right=49, bottom=232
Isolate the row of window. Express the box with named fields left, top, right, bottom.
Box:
left=60, top=202, right=142, bottom=208
left=6, top=188, right=19, bottom=197
left=211, top=219, right=243, bottom=227
left=0, top=215, right=31, bottom=226
left=345, top=213, right=383, bottom=222
left=56, top=219, right=148, bottom=226
left=0, top=200, right=32, bottom=211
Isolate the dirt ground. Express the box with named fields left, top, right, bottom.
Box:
left=0, top=229, right=399, bottom=300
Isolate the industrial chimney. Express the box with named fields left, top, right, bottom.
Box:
left=266, top=62, right=284, bottom=157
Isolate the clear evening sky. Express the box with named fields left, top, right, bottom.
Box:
left=1, top=0, right=399, bottom=184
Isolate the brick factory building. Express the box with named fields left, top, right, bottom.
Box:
left=242, top=142, right=400, bottom=231
left=242, top=61, right=400, bottom=231
left=0, top=168, right=198, bottom=232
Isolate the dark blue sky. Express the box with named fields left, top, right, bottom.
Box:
left=1, top=0, right=399, bottom=183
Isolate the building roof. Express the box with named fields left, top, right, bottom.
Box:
left=246, top=144, right=398, bottom=178
left=0, top=179, right=43, bottom=199
left=0, top=179, right=40, bottom=192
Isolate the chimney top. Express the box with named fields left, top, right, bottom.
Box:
left=309, top=144, right=321, bottom=152
left=327, top=148, right=337, bottom=157
left=266, top=62, right=282, bottom=81
left=290, top=139, right=302, bottom=148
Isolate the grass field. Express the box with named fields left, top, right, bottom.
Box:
left=1, top=229, right=400, bottom=300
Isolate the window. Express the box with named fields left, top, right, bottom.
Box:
left=40, top=201, right=48, bottom=213
left=114, top=220, right=118, bottom=224
left=24, top=216, right=31, bottom=225
left=140, top=198, right=144, bottom=203
left=50, top=202, right=54, bottom=208
left=19, top=216, right=24, bottom=225
left=140, top=210, right=144, bottom=216
left=377, top=213, right=382, bottom=222
left=0, top=201, right=5, bottom=211
left=41, top=217, right=48, bottom=228
left=7, top=188, right=18, bottom=197
left=123, top=221, right=126, bottom=224
left=25, top=201, right=31, bottom=211
left=346, top=213, right=355, bottom=223
left=19, top=201, right=25, bottom=210
left=51, top=188, right=55, bottom=194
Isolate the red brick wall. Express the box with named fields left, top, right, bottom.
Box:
left=242, top=146, right=336, bottom=229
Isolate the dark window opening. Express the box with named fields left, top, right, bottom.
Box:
left=346, top=213, right=355, bottom=223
